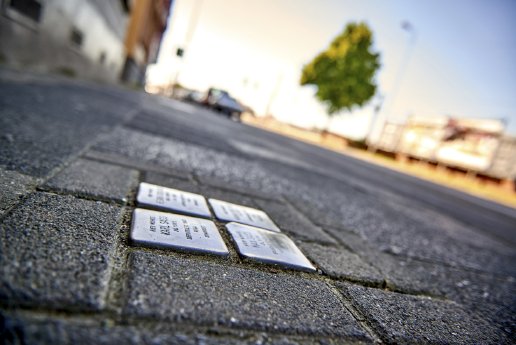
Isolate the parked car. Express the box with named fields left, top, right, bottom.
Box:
left=203, top=88, right=244, bottom=120
left=183, top=90, right=205, bottom=104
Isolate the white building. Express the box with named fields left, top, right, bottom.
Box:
left=0, top=0, right=129, bottom=82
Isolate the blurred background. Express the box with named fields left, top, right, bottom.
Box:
left=1, top=0, right=515, bottom=204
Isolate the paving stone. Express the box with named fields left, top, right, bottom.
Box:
left=378, top=191, right=516, bottom=276
left=292, top=185, right=516, bottom=277
left=0, top=313, right=350, bottom=345
left=0, top=168, right=36, bottom=216
left=94, top=127, right=289, bottom=199
left=324, top=228, right=417, bottom=282
left=182, top=156, right=289, bottom=202
left=253, top=199, right=337, bottom=245
left=298, top=242, right=383, bottom=285
left=131, top=208, right=228, bottom=256
left=141, top=171, right=199, bottom=193
left=137, top=183, right=211, bottom=217
left=210, top=199, right=280, bottom=232
left=142, top=175, right=251, bottom=217
left=377, top=253, right=515, bottom=304
left=288, top=186, right=446, bottom=261
left=286, top=183, right=381, bottom=232
left=0, top=81, right=134, bottom=177
left=0, top=192, right=121, bottom=311
left=195, top=175, right=286, bottom=202
left=137, top=97, right=323, bottom=182
left=198, top=185, right=257, bottom=208
left=2, top=70, right=513, bottom=345
left=126, top=108, right=244, bottom=157
left=125, top=251, right=370, bottom=340
left=226, top=223, right=316, bottom=272
left=324, top=227, right=389, bottom=256
left=84, top=150, right=191, bottom=180
left=383, top=262, right=515, bottom=337
left=229, top=139, right=316, bottom=171
left=93, top=127, right=176, bottom=169
left=338, top=282, right=505, bottom=344
left=264, top=146, right=516, bottom=257
left=325, top=222, right=516, bottom=277
left=377, top=257, right=516, bottom=338
left=43, top=158, right=138, bottom=203
left=324, top=228, right=516, bottom=337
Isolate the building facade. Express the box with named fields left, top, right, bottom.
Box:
left=121, top=0, right=170, bottom=86
left=0, top=0, right=170, bottom=85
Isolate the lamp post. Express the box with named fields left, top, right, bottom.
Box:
left=386, top=21, right=417, bottom=119
left=169, top=0, right=204, bottom=95
left=368, top=21, right=417, bottom=147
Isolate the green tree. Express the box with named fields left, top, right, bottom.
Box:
left=300, top=22, right=380, bottom=127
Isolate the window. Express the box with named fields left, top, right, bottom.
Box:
left=70, top=27, right=83, bottom=47
left=8, top=0, right=42, bottom=22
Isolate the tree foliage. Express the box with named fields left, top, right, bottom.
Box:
left=300, top=22, right=381, bottom=115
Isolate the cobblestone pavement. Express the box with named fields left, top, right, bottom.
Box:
left=1, top=69, right=515, bottom=344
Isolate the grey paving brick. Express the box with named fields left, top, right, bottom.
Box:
left=137, top=96, right=325, bottom=181
left=126, top=108, right=244, bottom=157
left=189, top=158, right=288, bottom=202
left=141, top=172, right=260, bottom=209
left=288, top=185, right=435, bottom=256
left=378, top=191, right=516, bottom=275
left=195, top=175, right=285, bottom=202
left=0, top=81, right=133, bottom=177
left=43, top=158, right=138, bottom=203
left=1, top=314, right=225, bottom=345
left=1, top=313, right=354, bottom=345
left=84, top=150, right=191, bottom=179
left=125, top=251, right=370, bottom=340
left=292, top=185, right=515, bottom=277
left=379, top=257, right=516, bottom=338
left=93, top=128, right=175, bottom=168
left=0, top=192, right=121, bottom=311
left=284, top=182, right=359, bottom=230
left=298, top=243, right=383, bottom=286
left=2, top=70, right=513, bottom=345
left=338, top=282, right=505, bottom=344
left=141, top=171, right=199, bottom=193
left=199, top=185, right=257, bottom=208
left=94, top=127, right=289, bottom=200
left=0, top=168, right=36, bottom=216
left=229, top=139, right=317, bottom=172
left=324, top=228, right=516, bottom=337
left=323, top=228, right=370, bottom=255
left=253, top=199, right=337, bottom=245
left=379, top=254, right=515, bottom=304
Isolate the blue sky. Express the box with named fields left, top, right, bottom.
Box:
left=149, top=0, right=516, bottom=138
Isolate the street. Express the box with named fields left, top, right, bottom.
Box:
left=1, top=69, right=514, bottom=343
left=136, top=91, right=516, bottom=248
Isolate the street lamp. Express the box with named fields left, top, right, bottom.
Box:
left=169, top=0, right=204, bottom=95
left=368, top=21, right=417, bottom=147
left=388, top=21, right=417, bottom=118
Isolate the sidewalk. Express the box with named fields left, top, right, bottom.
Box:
left=1, top=69, right=514, bottom=344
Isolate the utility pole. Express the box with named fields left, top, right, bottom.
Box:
left=170, top=0, right=204, bottom=94
left=265, top=74, right=283, bottom=117
left=384, top=21, right=417, bottom=119
left=368, top=21, right=417, bottom=146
